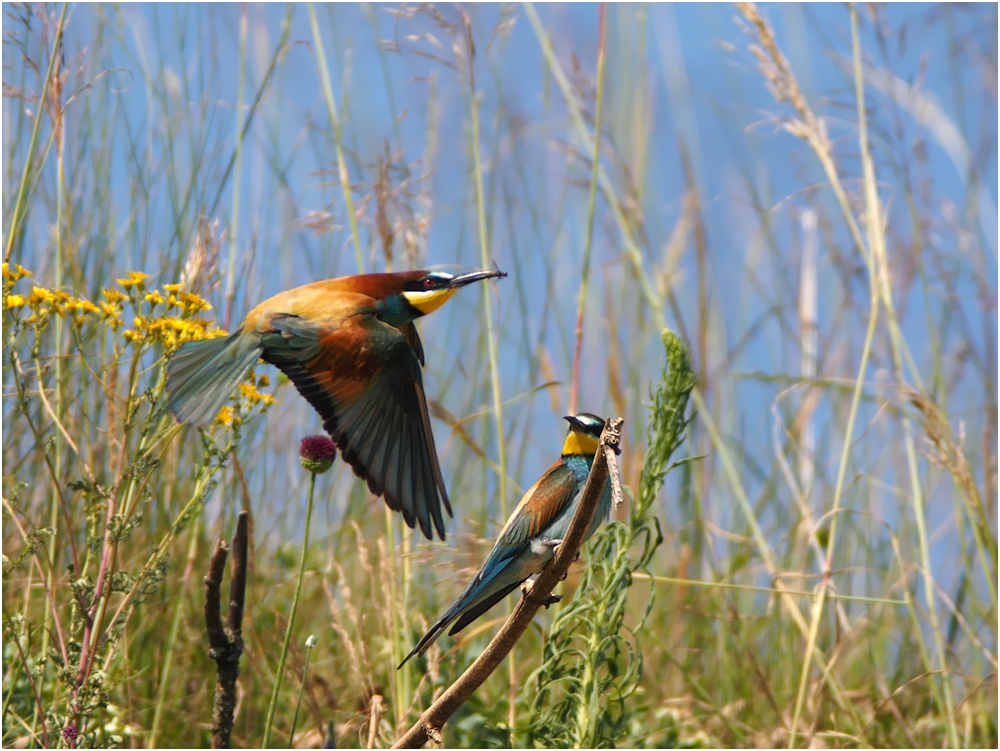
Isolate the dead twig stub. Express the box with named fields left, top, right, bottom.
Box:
left=204, top=511, right=250, bottom=749
left=392, top=418, right=624, bottom=749
left=367, top=694, right=387, bottom=749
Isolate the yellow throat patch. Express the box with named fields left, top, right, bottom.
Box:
left=403, top=287, right=459, bottom=315
left=562, top=429, right=600, bottom=456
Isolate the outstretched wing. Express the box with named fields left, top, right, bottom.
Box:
left=261, top=311, right=450, bottom=540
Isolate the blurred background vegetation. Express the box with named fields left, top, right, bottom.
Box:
left=2, top=2, right=997, bottom=747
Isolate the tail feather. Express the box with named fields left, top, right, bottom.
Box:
left=398, top=561, right=521, bottom=669
left=398, top=612, right=453, bottom=669
left=398, top=580, right=477, bottom=669
left=166, top=330, right=262, bottom=425
left=447, top=581, right=520, bottom=636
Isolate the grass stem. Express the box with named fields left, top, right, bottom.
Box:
left=289, top=635, right=317, bottom=747
left=223, top=4, right=248, bottom=328
left=147, top=515, right=201, bottom=749
left=4, top=2, right=68, bottom=264
left=464, top=14, right=513, bottom=730
left=308, top=3, right=365, bottom=274
left=262, top=470, right=316, bottom=747
left=568, top=4, right=606, bottom=415
left=631, top=573, right=907, bottom=606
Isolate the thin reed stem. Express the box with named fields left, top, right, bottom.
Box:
left=569, top=4, right=606, bottom=415
left=262, top=469, right=316, bottom=748
left=464, top=13, right=513, bottom=729
left=261, top=472, right=316, bottom=748
left=786, top=217, right=879, bottom=748
left=308, top=2, right=365, bottom=274
left=850, top=6, right=961, bottom=739
left=148, top=515, right=201, bottom=749
left=466, top=23, right=507, bottom=520
left=523, top=2, right=663, bottom=327
left=631, top=572, right=907, bottom=606
left=3, top=611, right=50, bottom=748
left=207, top=5, right=293, bottom=221
left=223, top=3, right=248, bottom=329
left=5, top=3, right=68, bottom=264
left=691, top=388, right=862, bottom=726
left=38, top=53, right=67, bottom=726
left=289, top=635, right=316, bottom=747
left=385, top=507, right=404, bottom=729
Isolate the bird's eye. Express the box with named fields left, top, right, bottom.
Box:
left=424, top=278, right=435, bottom=288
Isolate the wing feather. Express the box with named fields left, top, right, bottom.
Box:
left=411, top=416, right=432, bottom=538
left=400, top=322, right=425, bottom=366
left=498, top=461, right=578, bottom=547
left=462, top=461, right=579, bottom=591
left=262, top=312, right=450, bottom=539
left=382, top=409, right=402, bottom=515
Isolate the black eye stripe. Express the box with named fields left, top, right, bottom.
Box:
left=571, top=413, right=606, bottom=434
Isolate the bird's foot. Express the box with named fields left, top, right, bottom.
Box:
left=521, top=579, right=562, bottom=610
left=540, top=537, right=576, bottom=561
left=541, top=537, right=564, bottom=560
left=539, top=537, right=576, bottom=579
left=520, top=579, right=562, bottom=608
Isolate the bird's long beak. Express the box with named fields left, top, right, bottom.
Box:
left=563, top=415, right=586, bottom=431
left=447, top=267, right=507, bottom=288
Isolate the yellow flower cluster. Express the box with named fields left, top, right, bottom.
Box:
left=115, top=272, right=212, bottom=314
left=123, top=314, right=226, bottom=350
left=238, top=380, right=275, bottom=408
left=117, top=271, right=151, bottom=289
left=175, top=291, right=212, bottom=314
left=5, top=264, right=278, bottom=435
left=130, top=281, right=213, bottom=315
left=3, top=265, right=221, bottom=343
left=3, top=269, right=107, bottom=328
left=214, top=405, right=238, bottom=428
left=213, top=372, right=275, bottom=427
left=2, top=263, right=32, bottom=285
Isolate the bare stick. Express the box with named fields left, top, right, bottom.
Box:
left=367, top=694, right=387, bottom=749
left=205, top=511, right=250, bottom=749
left=392, top=418, right=623, bottom=749
left=227, top=512, right=249, bottom=634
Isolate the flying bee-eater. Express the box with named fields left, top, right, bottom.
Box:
left=400, top=412, right=613, bottom=667
left=165, top=267, right=506, bottom=540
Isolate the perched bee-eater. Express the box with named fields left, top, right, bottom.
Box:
left=165, top=267, right=506, bottom=540
left=400, top=412, right=612, bottom=667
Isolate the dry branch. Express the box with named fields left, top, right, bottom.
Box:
left=204, top=511, right=250, bottom=749
left=392, top=418, right=624, bottom=749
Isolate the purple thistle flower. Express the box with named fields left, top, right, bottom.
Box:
left=300, top=435, right=337, bottom=475
left=62, top=725, right=77, bottom=742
